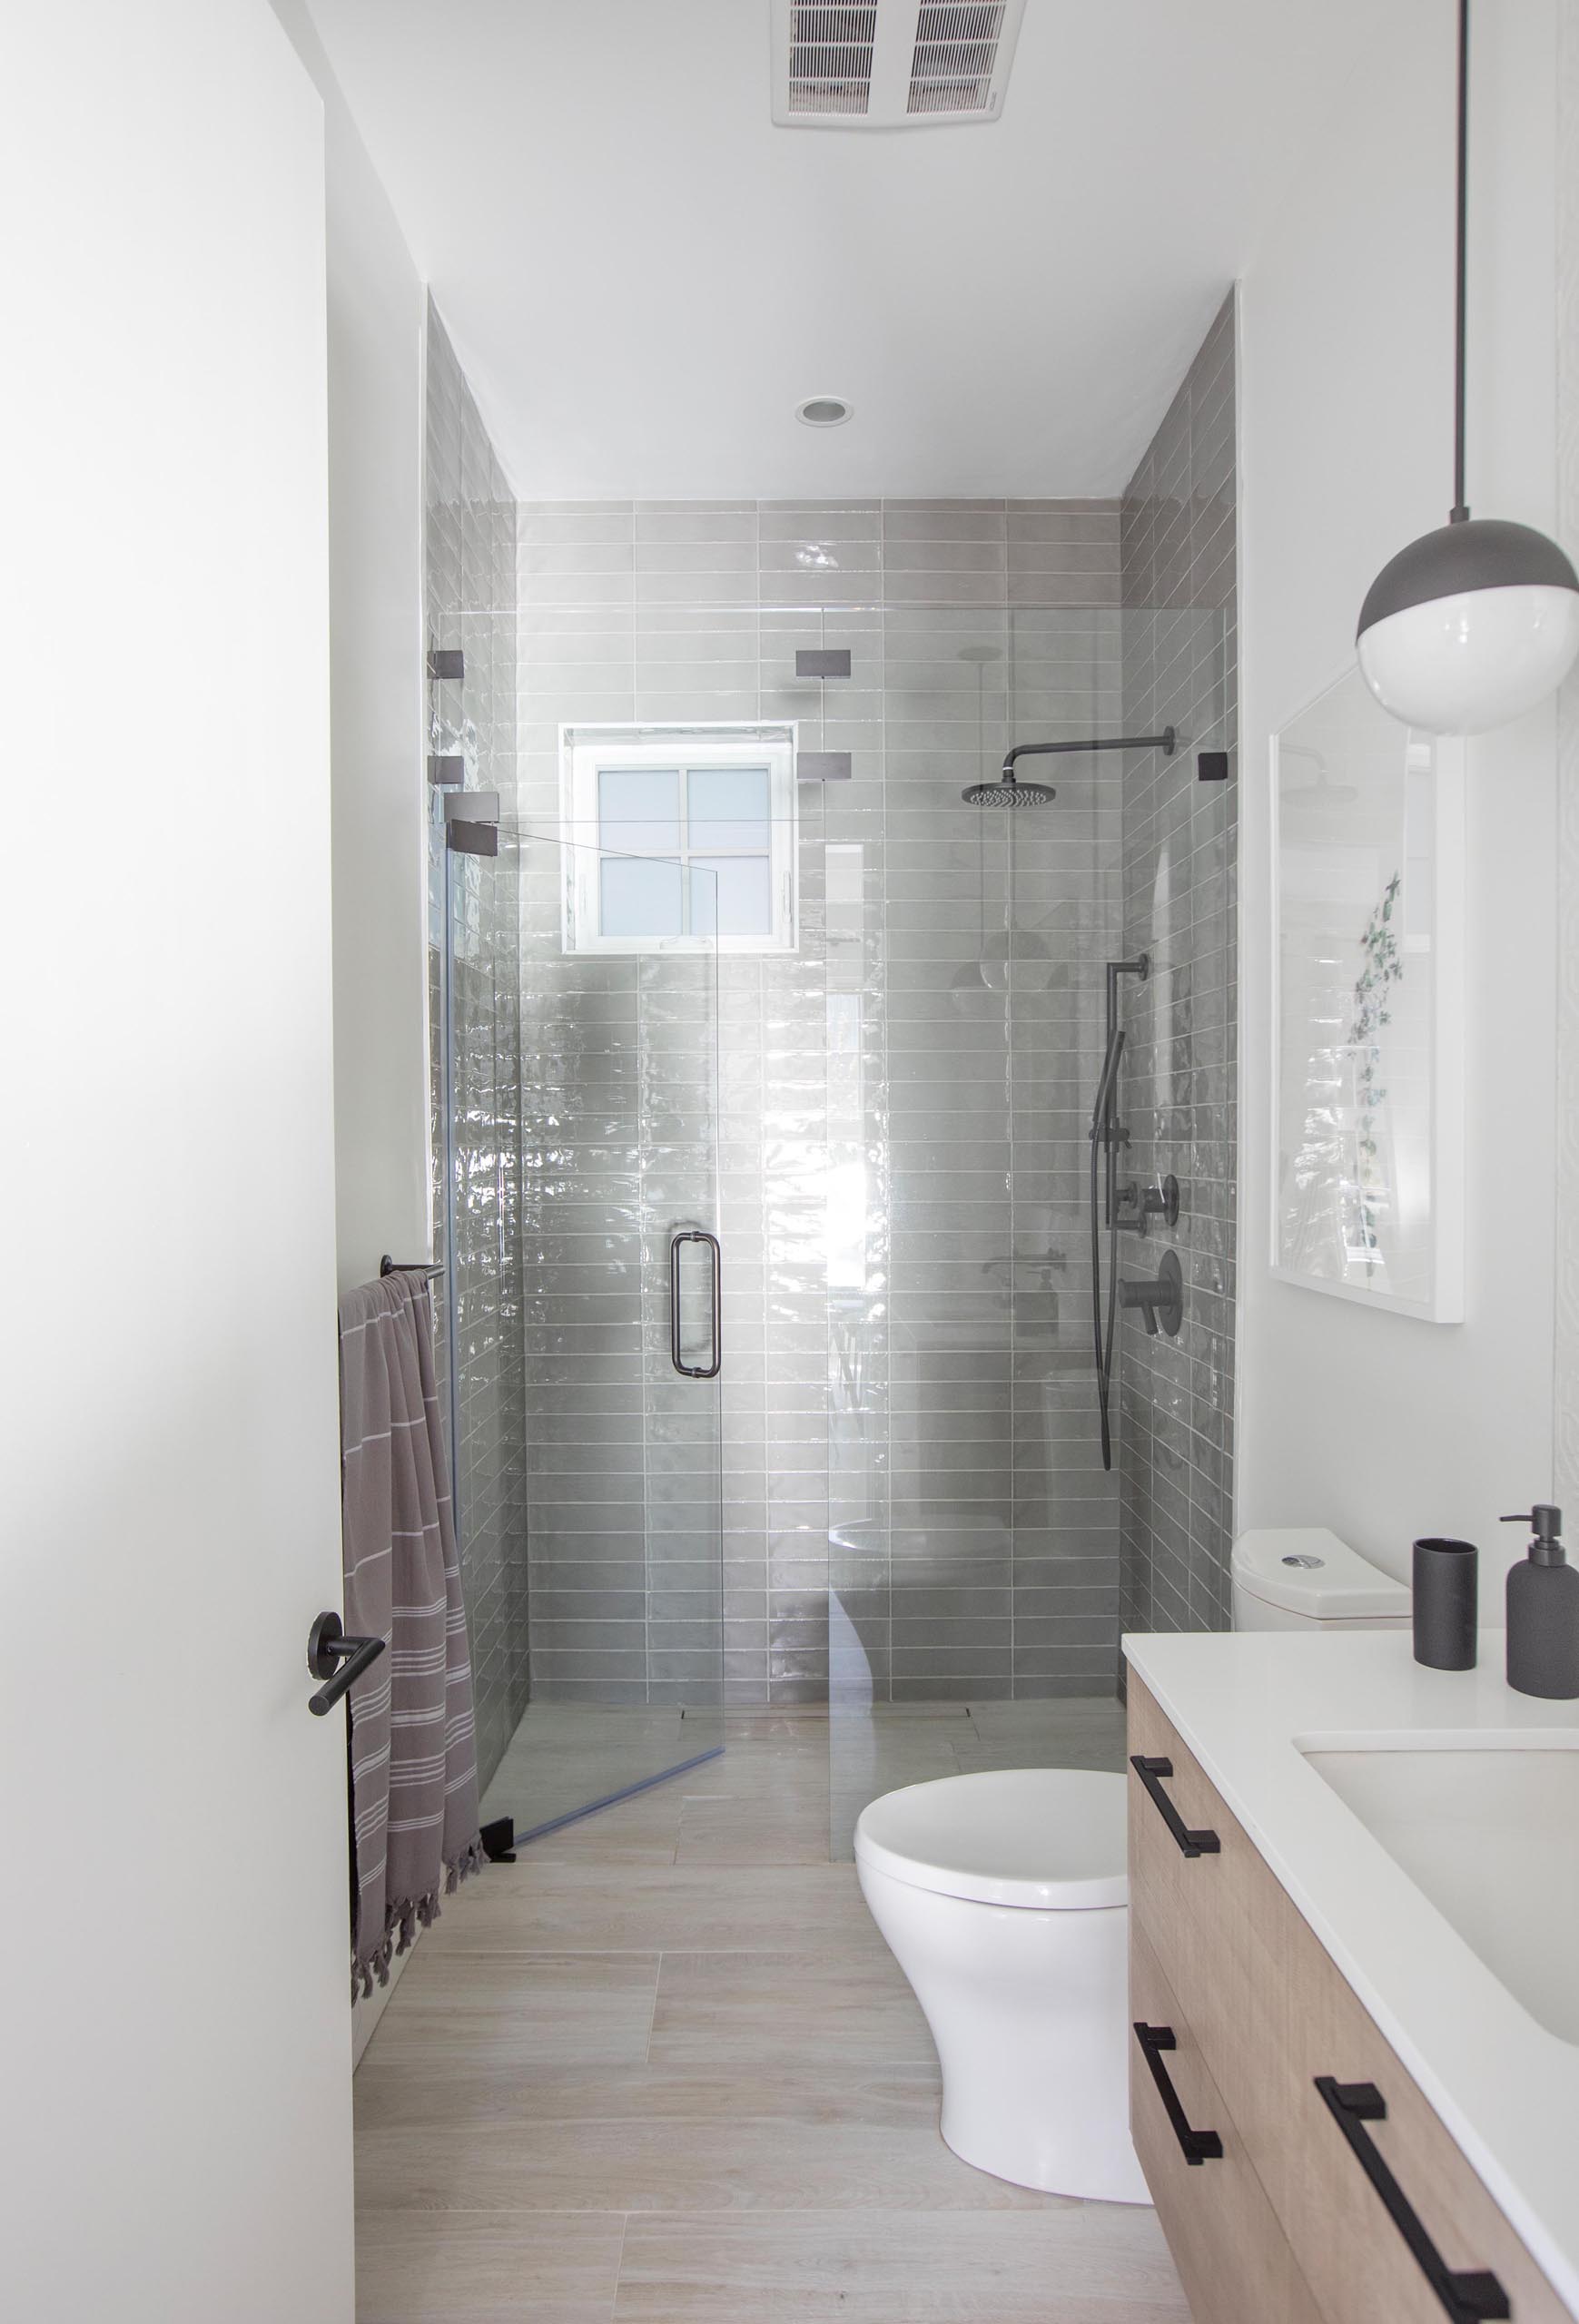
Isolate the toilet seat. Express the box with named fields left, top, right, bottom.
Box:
left=854, top=1768, right=1128, bottom=1910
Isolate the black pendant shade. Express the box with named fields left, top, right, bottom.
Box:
left=1357, top=516, right=1579, bottom=636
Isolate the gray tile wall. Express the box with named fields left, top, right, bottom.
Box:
left=516, top=502, right=1126, bottom=1703
left=1116, top=292, right=1239, bottom=1635
left=425, top=304, right=528, bottom=1787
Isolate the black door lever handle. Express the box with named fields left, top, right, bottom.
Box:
left=306, top=1610, right=386, bottom=1717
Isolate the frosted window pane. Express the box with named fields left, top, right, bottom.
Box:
left=600, top=854, right=682, bottom=939
left=688, top=766, right=771, bottom=853
left=693, top=855, right=773, bottom=938
left=598, top=768, right=680, bottom=856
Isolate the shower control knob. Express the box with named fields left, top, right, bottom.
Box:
left=1117, top=1174, right=1179, bottom=1234
left=1120, top=1249, right=1185, bottom=1338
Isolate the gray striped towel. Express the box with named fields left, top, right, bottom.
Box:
left=339, top=1269, right=483, bottom=1999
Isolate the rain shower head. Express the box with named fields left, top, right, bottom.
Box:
left=962, top=773, right=1057, bottom=806
left=964, top=724, right=1178, bottom=806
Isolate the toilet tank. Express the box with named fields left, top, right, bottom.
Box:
left=1231, top=1529, right=1412, bottom=1632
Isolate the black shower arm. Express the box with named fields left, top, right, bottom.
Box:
left=1002, top=727, right=1176, bottom=779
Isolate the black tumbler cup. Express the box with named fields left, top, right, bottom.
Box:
left=1412, top=1537, right=1478, bottom=1670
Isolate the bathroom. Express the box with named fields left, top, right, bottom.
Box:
left=6, top=1, right=1579, bottom=2318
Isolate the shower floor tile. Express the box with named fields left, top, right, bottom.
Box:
left=354, top=1701, right=1187, bottom=2324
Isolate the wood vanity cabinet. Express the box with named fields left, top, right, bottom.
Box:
left=1127, top=1674, right=1573, bottom=2324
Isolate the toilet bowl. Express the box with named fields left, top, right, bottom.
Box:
left=854, top=1767, right=1148, bottom=2204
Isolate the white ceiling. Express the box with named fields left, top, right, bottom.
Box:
left=306, top=0, right=1373, bottom=501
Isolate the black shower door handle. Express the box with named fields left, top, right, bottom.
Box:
left=670, top=1229, right=722, bottom=1380
left=1130, top=1756, right=1221, bottom=1857
left=1314, top=2080, right=1509, bottom=2320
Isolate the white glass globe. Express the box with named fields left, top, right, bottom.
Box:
left=1357, top=582, right=1579, bottom=734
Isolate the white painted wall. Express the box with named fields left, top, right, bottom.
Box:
left=1238, top=0, right=1561, bottom=1587
left=271, top=0, right=430, bottom=1296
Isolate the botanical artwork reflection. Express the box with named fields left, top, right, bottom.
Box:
left=1275, top=667, right=1461, bottom=1318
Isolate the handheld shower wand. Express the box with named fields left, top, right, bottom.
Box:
left=1091, top=958, right=1150, bottom=1471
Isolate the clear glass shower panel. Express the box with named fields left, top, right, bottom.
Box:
left=449, top=824, right=724, bottom=1844
left=828, top=602, right=1130, bottom=1858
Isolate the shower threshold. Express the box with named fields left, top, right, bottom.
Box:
left=508, top=1744, right=725, bottom=1847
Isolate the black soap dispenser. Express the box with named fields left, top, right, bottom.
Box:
left=1501, top=1505, right=1579, bottom=1699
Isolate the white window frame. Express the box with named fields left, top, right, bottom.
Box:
left=560, top=724, right=799, bottom=957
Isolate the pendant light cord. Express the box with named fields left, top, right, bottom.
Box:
left=1452, top=0, right=1470, bottom=521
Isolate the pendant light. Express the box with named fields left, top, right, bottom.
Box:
left=1356, top=0, right=1579, bottom=734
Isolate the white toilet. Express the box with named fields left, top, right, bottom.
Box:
left=854, top=1767, right=1149, bottom=2204
left=854, top=1531, right=1408, bottom=2206
left=1231, top=1526, right=1412, bottom=1631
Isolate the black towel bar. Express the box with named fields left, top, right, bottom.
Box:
left=380, top=1255, right=445, bottom=1280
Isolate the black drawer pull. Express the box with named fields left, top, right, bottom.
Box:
left=1314, top=2079, right=1509, bottom=2321
left=1133, top=2024, right=1224, bottom=2164
left=1130, top=1755, right=1221, bottom=1857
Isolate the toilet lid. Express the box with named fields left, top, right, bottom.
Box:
left=854, top=1768, right=1128, bottom=1910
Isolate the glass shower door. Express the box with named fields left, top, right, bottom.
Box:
left=438, top=812, right=724, bottom=1845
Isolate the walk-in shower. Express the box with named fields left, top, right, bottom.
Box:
left=419, top=289, right=1239, bottom=1864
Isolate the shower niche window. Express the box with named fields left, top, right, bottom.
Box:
left=562, top=724, right=798, bottom=952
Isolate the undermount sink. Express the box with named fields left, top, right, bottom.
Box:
left=1298, top=1737, right=1579, bottom=2046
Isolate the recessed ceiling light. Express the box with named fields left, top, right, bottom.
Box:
left=796, top=395, right=852, bottom=428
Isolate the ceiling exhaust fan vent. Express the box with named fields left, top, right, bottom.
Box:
left=772, top=0, right=1025, bottom=129
left=906, top=4, right=1011, bottom=115
left=785, top=3, right=879, bottom=116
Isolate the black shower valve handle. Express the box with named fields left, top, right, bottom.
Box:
left=1116, top=1174, right=1179, bottom=1235
left=1119, top=1250, right=1185, bottom=1339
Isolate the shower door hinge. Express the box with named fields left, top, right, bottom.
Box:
left=479, top=1816, right=517, bottom=1865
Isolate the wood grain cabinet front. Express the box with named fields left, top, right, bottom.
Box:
left=1130, top=1912, right=1325, bottom=2324
left=1127, top=1673, right=1573, bottom=2324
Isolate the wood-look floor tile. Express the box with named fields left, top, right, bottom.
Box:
left=354, top=2113, right=1053, bottom=2218
left=964, top=1698, right=1124, bottom=1738
left=418, top=1863, right=883, bottom=1956
left=512, top=1796, right=686, bottom=1865
left=354, top=1703, right=1189, bottom=2324
left=355, top=2207, right=625, bottom=2323
left=647, top=1948, right=930, bottom=2068
left=357, top=1951, right=659, bottom=2073
left=356, top=2059, right=941, bottom=2138
left=611, top=2208, right=1192, bottom=2321
left=673, top=1791, right=831, bottom=1864
left=950, top=1736, right=1127, bottom=1776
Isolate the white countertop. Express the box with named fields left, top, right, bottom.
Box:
left=1122, top=1629, right=1579, bottom=2315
